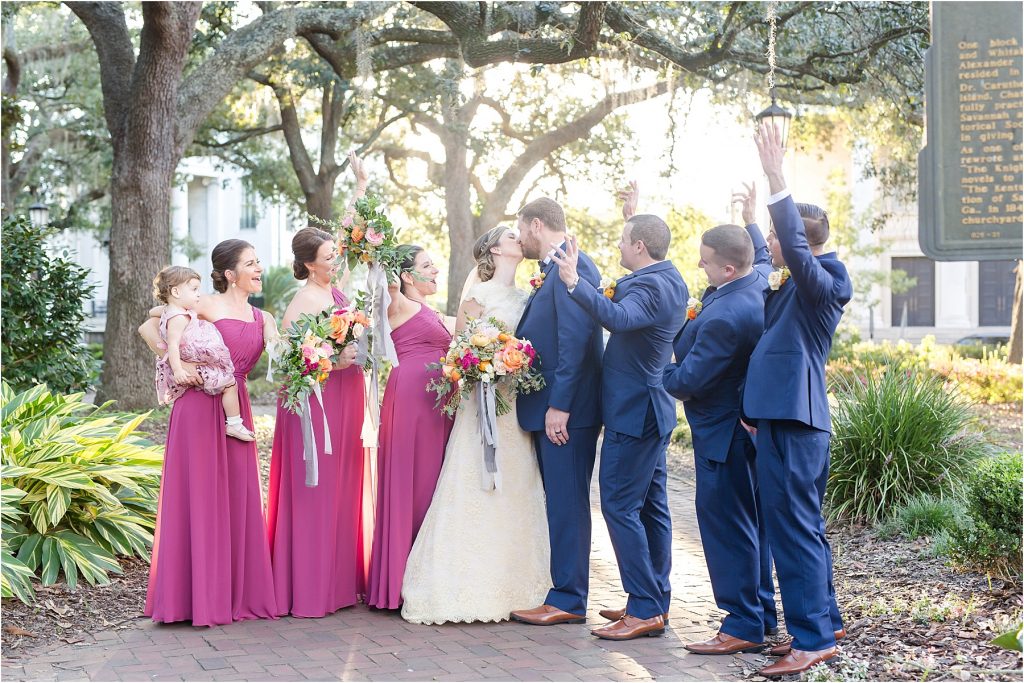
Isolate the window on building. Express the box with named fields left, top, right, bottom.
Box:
left=240, top=182, right=259, bottom=230
left=978, top=259, right=1016, bottom=326
left=891, top=257, right=935, bottom=327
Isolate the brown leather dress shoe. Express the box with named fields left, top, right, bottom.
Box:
left=768, top=628, right=846, bottom=657
left=509, top=604, right=586, bottom=625
left=684, top=631, right=766, bottom=655
left=591, top=614, right=665, bottom=641
left=759, top=647, right=837, bottom=677
left=599, top=607, right=670, bottom=624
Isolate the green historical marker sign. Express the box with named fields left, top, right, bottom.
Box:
left=919, top=1, right=1023, bottom=260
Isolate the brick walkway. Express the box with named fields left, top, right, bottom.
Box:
left=4, top=468, right=777, bottom=681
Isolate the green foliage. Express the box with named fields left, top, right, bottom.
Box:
left=948, top=452, right=1023, bottom=578
left=828, top=336, right=1022, bottom=405
left=1, top=215, right=99, bottom=393
left=881, top=493, right=964, bottom=540
left=827, top=364, right=993, bottom=524
left=257, top=265, right=300, bottom=320
left=1, top=383, right=164, bottom=603
left=992, top=622, right=1023, bottom=652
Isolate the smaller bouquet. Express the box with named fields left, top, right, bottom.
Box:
left=426, top=317, right=546, bottom=417
left=313, top=194, right=409, bottom=281
left=275, top=304, right=369, bottom=414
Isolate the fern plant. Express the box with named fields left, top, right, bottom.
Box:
left=1, top=382, right=164, bottom=602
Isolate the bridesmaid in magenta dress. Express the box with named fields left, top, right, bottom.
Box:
left=141, top=239, right=279, bottom=625
left=267, top=226, right=367, bottom=617
left=366, top=246, right=455, bottom=609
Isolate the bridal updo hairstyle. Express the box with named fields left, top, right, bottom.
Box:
left=210, top=239, right=255, bottom=292
left=472, top=226, right=506, bottom=282
left=291, top=227, right=333, bottom=280
left=398, top=244, right=425, bottom=296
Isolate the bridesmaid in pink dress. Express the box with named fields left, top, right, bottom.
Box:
left=140, top=239, right=279, bottom=625
left=366, top=246, right=455, bottom=609
left=267, top=225, right=367, bottom=617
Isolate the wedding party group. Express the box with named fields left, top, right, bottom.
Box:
left=137, top=122, right=850, bottom=678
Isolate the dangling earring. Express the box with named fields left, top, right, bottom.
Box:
left=231, top=281, right=236, bottom=288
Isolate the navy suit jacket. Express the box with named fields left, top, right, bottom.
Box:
left=663, top=266, right=766, bottom=463
left=569, top=260, right=688, bottom=439
left=747, top=222, right=774, bottom=281
left=742, top=195, right=853, bottom=433
left=516, top=250, right=603, bottom=432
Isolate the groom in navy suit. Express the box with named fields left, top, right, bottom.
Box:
left=550, top=215, right=687, bottom=641
left=662, top=221, right=778, bottom=654
left=510, top=198, right=604, bottom=626
left=745, top=122, right=851, bottom=678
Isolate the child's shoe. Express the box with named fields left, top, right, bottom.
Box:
left=226, top=422, right=256, bottom=442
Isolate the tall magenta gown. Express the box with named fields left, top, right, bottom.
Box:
left=145, top=307, right=278, bottom=626
left=366, top=304, right=455, bottom=609
left=215, top=308, right=279, bottom=621
left=267, top=288, right=368, bottom=617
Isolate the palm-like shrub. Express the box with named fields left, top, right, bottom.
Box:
left=826, top=364, right=993, bottom=524
left=1, top=382, right=163, bottom=602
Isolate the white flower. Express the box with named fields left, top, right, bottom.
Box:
left=352, top=323, right=366, bottom=338
left=768, top=271, right=782, bottom=290
left=600, top=277, right=614, bottom=290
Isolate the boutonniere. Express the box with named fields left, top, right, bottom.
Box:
left=600, top=277, right=617, bottom=299
left=686, top=297, right=703, bottom=320
left=768, top=267, right=791, bottom=291
left=529, top=271, right=546, bottom=292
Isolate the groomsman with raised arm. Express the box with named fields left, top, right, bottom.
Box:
left=744, top=122, right=850, bottom=678
left=661, top=211, right=779, bottom=655
left=549, top=215, right=687, bottom=641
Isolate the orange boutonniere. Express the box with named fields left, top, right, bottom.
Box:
left=768, top=267, right=791, bottom=291
left=530, top=271, right=546, bottom=292
left=600, top=277, right=617, bottom=299
left=686, top=297, right=703, bottom=320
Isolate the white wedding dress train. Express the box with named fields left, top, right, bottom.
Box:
left=401, top=280, right=551, bottom=624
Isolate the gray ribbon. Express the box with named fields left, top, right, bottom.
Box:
left=477, top=381, right=500, bottom=491
left=355, top=264, right=398, bottom=450
left=300, top=383, right=332, bottom=487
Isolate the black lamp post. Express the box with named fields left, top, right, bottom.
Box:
left=755, top=89, right=793, bottom=150
left=29, top=200, right=49, bottom=229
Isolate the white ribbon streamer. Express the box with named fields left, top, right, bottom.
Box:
left=300, top=382, right=332, bottom=487
left=477, top=381, right=501, bottom=492
left=355, top=262, right=399, bottom=450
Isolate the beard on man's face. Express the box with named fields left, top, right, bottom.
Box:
left=519, top=233, right=540, bottom=260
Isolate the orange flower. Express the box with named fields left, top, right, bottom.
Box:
left=450, top=369, right=462, bottom=382
left=351, top=226, right=365, bottom=243
left=478, top=360, right=492, bottom=373
left=503, top=348, right=526, bottom=371
left=318, top=357, right=332, bottom=372
left=687, top=308, right=697, bottom=320
left=329, top=315, right=351, bottom=342
left=360, top=251, right=372, bottom=263
left=498, top=333, right=510, bottom=342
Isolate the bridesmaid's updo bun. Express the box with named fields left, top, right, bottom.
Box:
left=292, top=227, right=333, bottom=280
left=210, top=239, right=255, bottom=293
left=472, top=226, right=505, bottom=282
left=398, top=245, right=424, bottom=296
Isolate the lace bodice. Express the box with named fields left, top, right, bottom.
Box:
left=465, top=280, right=529, bottom=329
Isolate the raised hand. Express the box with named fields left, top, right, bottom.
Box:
left=754, top=121, right=786, bottom=193
left=549, top=235, right=581, bottom=288
left=617, top=180, right=639, bottom=221
left=731, top=181, right=758, bottom=225
left=349, top=150, right=368, bottom=190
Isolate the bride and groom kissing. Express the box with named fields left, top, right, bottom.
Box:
left=403, top=195, right=688, bottom=643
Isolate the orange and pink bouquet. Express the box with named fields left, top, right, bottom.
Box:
left=426, top=317, right=545, bottom=417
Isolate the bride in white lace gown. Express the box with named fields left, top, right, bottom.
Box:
left=401, top=227, right=550, bottom=625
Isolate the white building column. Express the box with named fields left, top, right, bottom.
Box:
left=171, top=183, right=189, bottom=266
left=935, top=261, right=972, bottom=327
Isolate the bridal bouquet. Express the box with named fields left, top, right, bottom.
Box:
left=275, top=305, right=369, bottom=415
left=311, top=194, right=406, bottom=280
left=426, top=317, right=546, bottom=417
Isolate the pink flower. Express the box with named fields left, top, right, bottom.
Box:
left=341, top=215, right=353, bottom=228
left=365, top=228, right=385, bottom=246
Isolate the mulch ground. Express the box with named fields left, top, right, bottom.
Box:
left=3, top=402, right=1021, bottom=681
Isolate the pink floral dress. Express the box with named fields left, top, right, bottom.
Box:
left=155, top=308, right=236, bottom=405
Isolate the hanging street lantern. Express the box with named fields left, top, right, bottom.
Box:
left=28, top=200, right=49, bottom=229
left=755, top=88, right=793, bottom=150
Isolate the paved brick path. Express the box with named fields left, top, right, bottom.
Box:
left=4, top=468, right=777, bottom=681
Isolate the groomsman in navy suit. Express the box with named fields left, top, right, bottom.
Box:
left=662, top=219, right=779, bottom=655
left=510, top=198, right=604, bottom=626
left=549, top=215, right=687, bottom=641
left=744, top=122, right=851, bottom=678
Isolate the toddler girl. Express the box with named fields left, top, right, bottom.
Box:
left=153, top=266, right=255, bottom=442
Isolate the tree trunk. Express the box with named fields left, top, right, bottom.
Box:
left=305, top=181, right=334, bottom=225
left=440, top=101, right=478, bottom=316
left=1009, top=260, right=1022, bottom=364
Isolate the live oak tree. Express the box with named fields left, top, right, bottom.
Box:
left=45, top=1, right=930, bottom=407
